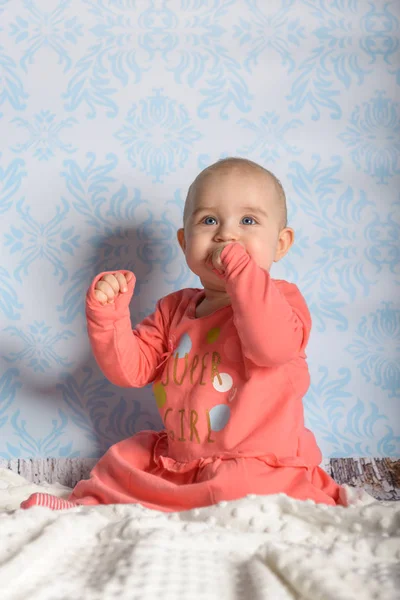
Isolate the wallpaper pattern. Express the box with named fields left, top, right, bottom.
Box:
left=0, top=0, right=399, bottom=459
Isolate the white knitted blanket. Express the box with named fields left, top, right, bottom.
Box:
left=0, top=468, right=399, bottom=600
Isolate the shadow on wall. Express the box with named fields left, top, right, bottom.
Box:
left=2, top=225, right=181, bottom=459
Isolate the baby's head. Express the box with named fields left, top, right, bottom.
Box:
left=177, top=157, right=294, bottom=286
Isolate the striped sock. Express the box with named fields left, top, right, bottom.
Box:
left=20, top=493, right=78, bottom=510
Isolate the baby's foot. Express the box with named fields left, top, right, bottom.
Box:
left=20, top=493, right=78, bottom=510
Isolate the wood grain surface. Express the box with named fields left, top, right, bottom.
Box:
left=1, top=457, right=399, bottom=501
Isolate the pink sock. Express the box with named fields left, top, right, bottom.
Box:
left=20, top=493, right=78, bottom=510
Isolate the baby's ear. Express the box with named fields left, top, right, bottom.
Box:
left=274, top=227, right=294, bottom=262
left=177, top=228, right=186, bottom=252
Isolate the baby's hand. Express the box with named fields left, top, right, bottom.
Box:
left=94, top=272, right=134, bottom=305
left=206, top=242, right=245, bottom=274
left=207, top=245, right=227, bottom=274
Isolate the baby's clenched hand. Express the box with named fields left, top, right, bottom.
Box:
left=94, top=272, right=134, bottom=305
left=207, top=245, right=227, bottom=274
left=206, top=242, right=245, bottom=274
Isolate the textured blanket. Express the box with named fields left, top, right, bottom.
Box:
left=0, top=468, right=399, bottom=600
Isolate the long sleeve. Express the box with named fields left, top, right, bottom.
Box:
left=217, top=243, right=311, bottom=367
left=86, top=271, right=169, bottom=388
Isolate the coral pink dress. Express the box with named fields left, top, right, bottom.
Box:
left=68, top=242, right=342, bottom=511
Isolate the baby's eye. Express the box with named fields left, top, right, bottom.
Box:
left=241, top=216, right=257, bottom=225
left=202, top=216, right=217, bottom=225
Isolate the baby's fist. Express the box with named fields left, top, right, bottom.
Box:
left=94, top=272, right=133, bottom=305
left=206, top=241, right=245, bottom=274
left=207, top=245, right=227, bottom=274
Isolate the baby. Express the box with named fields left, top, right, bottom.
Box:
left=21, top=157, right=343, bottom=511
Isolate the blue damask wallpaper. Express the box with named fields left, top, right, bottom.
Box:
left=0, top=0, right=399, bottom=460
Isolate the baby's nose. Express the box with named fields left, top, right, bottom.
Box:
left=215, top=225, right=239, bottom=241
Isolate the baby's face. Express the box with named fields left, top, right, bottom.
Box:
left=178, top=169, right=291, bottom=289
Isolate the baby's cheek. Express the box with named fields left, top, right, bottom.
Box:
left=185, top=251, right=206, bottom=276
left=253, top=247, right=275, bottom=271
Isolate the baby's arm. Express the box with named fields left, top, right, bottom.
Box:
left=212, top=243, right=311, bottom=367
left=86, top=271, right=168, bottom=387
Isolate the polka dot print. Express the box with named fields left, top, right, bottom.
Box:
left=213, top=372, right=233, bottom=393
left=206, top=327, right=220, bottom=344
left=209, top=404, right=230, bottom=431
left=153, top=382, right=166, bottom=409
left=175, top=333, right=192, bottom=358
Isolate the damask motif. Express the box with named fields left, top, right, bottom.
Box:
left=237, top=111, right=303, bottom=162
left=115, top=90, right=202, bottom=182
left=0, top=155, right=26, bottom=215
left=360, top=2, right=400, bottom=65
left=347, top=304, right=400, bottom=398
left=285, top=156, right=396, bottom=331
left=63, top=0, right=252, bottom=119
left=0, top=1, right=398, bottom=458
left=57, top=153, right=193, bottom=324
left=339, top=91, right=400, bottom=184
left=4, top=198, right=80, bottom=283
left=0, top=268, right=22, bottom=321
left=305, top=366, right=400, bottom=456
left=136, top=211, right=189, bottom=286
left=0, top=46, right=28, bottom=116
left=3, top=321, right=75, bottom=372
left=9, top=0, right=84, bottom=73
left=56, top=152, right=143, bottom=323
left=0, top=369, right=21, bottom=431
left=364, top=205, right=400, bottom=277
left=288, top=0, right=400, bottom=120
left=234, top=0, right=305, bottom=74
left=57, top=366, right=158, bottom=457
left=0, top=409, right=80, bottom=459
left=11, top=109, right=78, bottom=160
